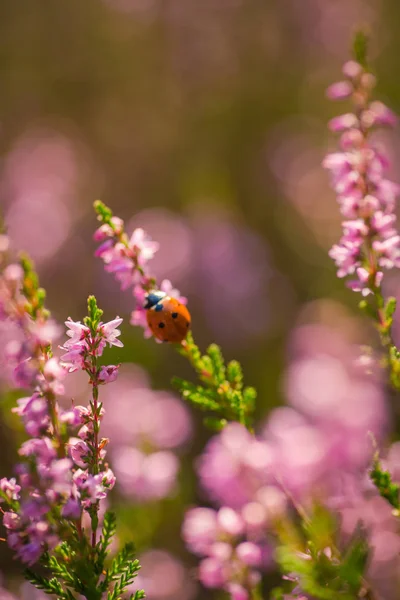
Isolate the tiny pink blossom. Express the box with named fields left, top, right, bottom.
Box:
left=198, top=557, right=227, bottom=588
left=328, top=113, right=359, bottom=132
left=129, top=228, right=159, bottom=264
left=100, top=317, right=123, bottom=348
left=236, top=542, right=262, bottom=567
left=98, top=364, right=120, bottom=384
left=326, top=81, right=353, bottom=100
left=342, top=60, right=363, bottom=79
left=217, top=507, right=244, bottom=537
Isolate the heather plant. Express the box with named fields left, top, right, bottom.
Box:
left=2, top=29, right=400, bottom=600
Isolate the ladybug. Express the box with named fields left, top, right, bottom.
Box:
left=144, top=290, right=191, bottom=343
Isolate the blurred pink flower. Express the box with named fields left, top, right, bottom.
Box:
left=197, top=422, right=273, bottom=508
left=112, top=446, right=179, bottom=501
left=3, top=130, right=80, bottom=265
left=133, top=550, right=197, bottom=600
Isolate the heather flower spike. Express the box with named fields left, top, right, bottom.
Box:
left=93, top=200, right=256, bottom=430
left=0, top=248, right=144, bottom=599
left=324, top=32, right=400, bottom=390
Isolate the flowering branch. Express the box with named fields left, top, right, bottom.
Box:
left=0, top=237, right=144, bottom=600
left=323, top=32, right=400, bottom=389
left=93, top=200, right=256, bottom=431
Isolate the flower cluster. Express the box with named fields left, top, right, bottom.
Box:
left=60, top=296, right=121, bottom=542
left=183, top=506, right=269, bottom=600
left=182, top=316, right=389, bottom=598
left=0, top=240, right=76, bottom=564
left=324, top=59, right=400, bottom=296
left=0, top=241, right=120, bottom=565
left=93, top=201, right=186, bottom=339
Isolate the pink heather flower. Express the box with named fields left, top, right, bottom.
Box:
left=0, top=478, right=21, bottom=502
left=129, top=228, right=159, bottom=264
left=61, top=498, right=81, bottom=519
left=112, top=446, right=179, bottom=501
left=4, top=264, right=24, bottom=283
left=69, top=438, right=90, bottom=468
left=60, top=346, right=86, bottom=373
left=132, top=550, right=196, bottom=600
left=93, top=217, right=124, bottom=241
left=3, top=511, right=21, bottom=530
left=60, top=316, right=123, bottom=371
left=64, top=319, right=90, bottom=346
left=210, top=542, right=233, bottom=561
left=100, top=317, right=123, bottom=348
left=324, top=60, right=400, bottom=295
left=102, top=468, right=116, bottom=489
left=198, top=558, right=227, bottom=588
left=160, top=279, right=187, bottom=305
left=182, top=508, right=218, bottom=555
left=326, top=81, right=353, bottom=100
left=342, top=60, right=363, bottom=79
left=328, top=113, right=359, bottom=132
left=19, top=437, right=56, bottom=463
left=226, top=583, right=249, bottom=600
left=45, top=458, right=73, bottom=494
left=217, top=507, right=244, bottom=537
left=236, top=542, right=262, bottom=568
left=98, top=364, right=120, bottom=384
left=348, top=267, right=383, bottom=296
left=368, top=101, right=397, bottom=127
left=28, top=320, right=62, bottom=346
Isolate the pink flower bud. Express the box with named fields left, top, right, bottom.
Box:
left=326, top=81, right=353, bottom=100
left=328, top=113, right=359, bottom=132
left=217, top=507, right=244, bottom=537
left=226, top=583, right=249, bottom=600
left=98, top=364, right=120, bottom=384
left=198, top=557, right=227, bottom=588
left=342, top=60, right=363, bottom=79
left=236, top=542, right=262, bottom=567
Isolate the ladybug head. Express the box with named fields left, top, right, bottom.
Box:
left=144, top=290, right=166, bottom=309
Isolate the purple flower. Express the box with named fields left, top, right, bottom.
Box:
left=68, top=438, right=90, bottom=468
left=3, top=512, right=21, bottom=530
left=0, top=478, right=21, bottom=502
left=98, top=364, right=120, bottom=384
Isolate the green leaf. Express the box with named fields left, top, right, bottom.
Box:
left=96, top=511, right=117, bottom=574
left=226, top=360, right=243, bottom=390
left=339, top=528, right=369, bottom=592
left=370, top=451, right=400, bottom=509
left=94, top=200, right=113, bottom=222
left=203, top=416, right=227, bottom=431
left=206, top=344, right=226, bottom=384
left=385, top=297, right=397, bottom=320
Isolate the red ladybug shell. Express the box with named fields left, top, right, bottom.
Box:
left=146, top=296, right=191, bottom=343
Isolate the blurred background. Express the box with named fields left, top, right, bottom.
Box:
left=1, top=0, right=400, bottom=597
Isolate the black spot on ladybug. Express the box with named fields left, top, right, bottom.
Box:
left=158, top=322, right=165, bottom=328
left=171, top=312, right=178, bottom=319
left=186, top=322, right=190, bottom=327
